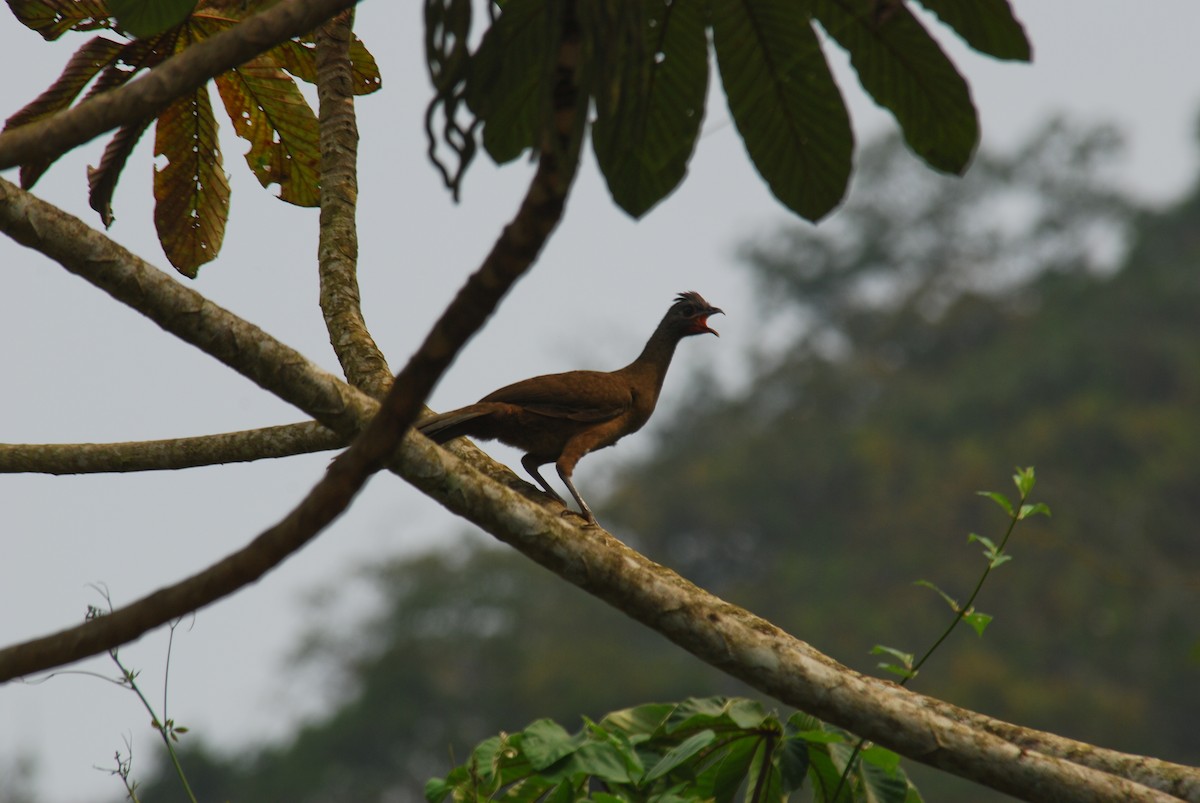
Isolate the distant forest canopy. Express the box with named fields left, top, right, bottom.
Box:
left=133, top=118, right=1200, bottom=803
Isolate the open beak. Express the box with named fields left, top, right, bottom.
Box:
left=698, top=307, right=724, bottom=337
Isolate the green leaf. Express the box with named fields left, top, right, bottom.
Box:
left=466, top=0, right=558, bottom=164
left=977, top=490, right=1013, bottom=517
left=858, top=753, right=912, bottom=803
left=695, top=736, right=759, bottom=803
left=915, top=0, right=1031, bottom=61
left=521, top=719, right=584, bottom=770
left=1018, top=502, right=1051, bottom=520
left=804, top=741, right=850, bottom=803
left=666, top=697, right=770, bottom=735
left=744, top=738, right=783, bottom=803
left=962, top=610, right=993, bottom=636
left=776, top=735, right=810, bottom=793
left=811, top=0, right=978, bottom=175
left=966, top=533, right=997, bottom=551
left=644, top=729, right=717, bottom=781
left=710, top=0, right=852, bottom=221
left=876, top=662, right=916, bottom=680
left=868, top=643, right=912, bottom=667
left=860, top=745, right=900, bottom=773
left=913, top=579, right=959, bottom=612
left=109, top=0, right=196, bottom=38
left=603, top=701, right=675, bottom=736
left=1012, top=466, right=1036, bottom=497
left=591, top=0, right=709, bottom=218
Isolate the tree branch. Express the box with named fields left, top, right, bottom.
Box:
left=384, top=449, right=1191, bottom=803
left=0, top=422, right=344, bottom=474
left=316, top=9, right=391, bottom=398
left=916, top=695, right=1200, bottom=801
left=2, top=171, right=1191, bottom=802
left=0, top=176, right=374, bottom=438
left=0, top=20, right=582, bottom=682
left=0, top=0, right=360, bottom=172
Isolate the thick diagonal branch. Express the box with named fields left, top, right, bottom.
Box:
left=316, top=9, right=391, bottom=398
left=0, top=92, right=579, bottom=683
left=2, top=171, right=1194, bottom=801
left=0, top=422, right=344, bottom=474
left=0, top=0, right=359, bottom=172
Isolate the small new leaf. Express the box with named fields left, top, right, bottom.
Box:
left=1018, top=502, right=1051, bottom=520
left=1012, top=466, right=1036, bottom=497
left=871, top=645, right=915, bottom=678
left=962, top=610, right=993, bottom=637
left=977, top=490, right=1013, bottom=517
left=914, top=579, right=959, bottom=612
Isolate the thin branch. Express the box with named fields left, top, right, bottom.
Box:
left=0, top=0, right=360, bottom=172
left=0, top=422, right=344, bottom=474
left=316, top=9, right=391, bottom=398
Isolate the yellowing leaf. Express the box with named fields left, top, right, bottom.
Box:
left=213, top=56, right=321, bottom=206
left=153, top=85, right=229, bottom=276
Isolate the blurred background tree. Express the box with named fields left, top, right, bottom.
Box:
left=133, top=117, right=1200, bottom=802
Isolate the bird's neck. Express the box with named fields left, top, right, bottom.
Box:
left=620, top=321, right=684, bottom=395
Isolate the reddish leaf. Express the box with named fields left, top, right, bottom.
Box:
left=88, top=118, right=153, bottom=227
left=6, top=0, right=112, bottom=40
left=5, top=35, right=124, bottom=187
left=153, top=84, right=229, bottom=276
left=83, top=35, right=175, bottom=99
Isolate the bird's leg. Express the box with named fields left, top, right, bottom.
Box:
left=521, top=454, right=566, bottom=505
left=556, top=463, right=596, bottom=525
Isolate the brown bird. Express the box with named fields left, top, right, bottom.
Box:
left=418, top=291, right=723, bottom=524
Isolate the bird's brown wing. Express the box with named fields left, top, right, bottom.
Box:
left=480, top=370, right=631, bottom=422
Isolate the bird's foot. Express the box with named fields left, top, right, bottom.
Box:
left=560, top=508, right=598, bottom=528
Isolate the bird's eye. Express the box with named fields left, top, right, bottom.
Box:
left=679, top=303, right=695, bottom=316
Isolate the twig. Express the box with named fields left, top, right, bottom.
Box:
left=0, top=421, right=345, bottom=474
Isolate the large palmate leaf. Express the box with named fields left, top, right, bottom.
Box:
left=591, top=0, right=710, bottom=218
left=710, top=0, right=853, bottom=221
left=153, top=82, right=229, bottom=276
left=4, top=0, right=382, bottom=275
left=812, top=0, right=978, bottom=175
left=916, top=0, right=1030, bottom=61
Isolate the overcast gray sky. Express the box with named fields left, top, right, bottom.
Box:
left=3, top=3, right=1200, bottom=800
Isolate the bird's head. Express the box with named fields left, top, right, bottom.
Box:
left=669, top=291, right=724, bottom=337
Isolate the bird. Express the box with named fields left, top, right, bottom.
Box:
left=417, top=291, right=723, bottom=525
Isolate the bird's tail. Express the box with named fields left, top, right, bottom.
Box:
left=416, top=407, right=489, bottom=444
